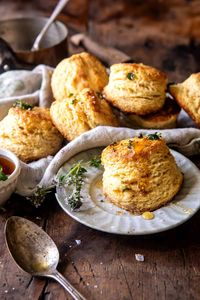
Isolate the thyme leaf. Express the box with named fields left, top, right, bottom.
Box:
left=90, top=156, right=101, bottom=168
left=147, top=132, right=162, bottom=140
left=127, top=72, right=135, bottom=80
left=13, top=100, right=33, bottom=110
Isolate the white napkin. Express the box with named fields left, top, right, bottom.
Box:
left=0, top=66, right=200, bottom=197
left=0, top=65, right=53, bottom=120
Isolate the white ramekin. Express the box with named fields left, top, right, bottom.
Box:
left=0, top=149, right=21, bottom=206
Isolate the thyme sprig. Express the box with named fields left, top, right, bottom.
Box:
left=59, top=161, right=87, bottom=210
left=26, top=184, right=55, bottom=208
left=26, top=155, right=102, bottom=209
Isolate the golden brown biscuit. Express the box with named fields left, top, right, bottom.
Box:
left=169, top=73, right=200, bottom=126
left=51, top=52, right=109, bottom=102
left=128, top=98, right=181, bottom=129
left=101, top=135, right=183, bottom=214
left=0, top=106, right=63, bottom=162
left=104, top=63, right=167, bottom=115
left=50, top=88, right=119, bottom=141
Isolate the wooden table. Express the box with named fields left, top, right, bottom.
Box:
left=0, top=1, right=200, bottom=299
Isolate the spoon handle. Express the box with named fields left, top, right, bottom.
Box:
left=31, top=0, right=69, bottom=51
left=49, top=270, right=87, bottom=300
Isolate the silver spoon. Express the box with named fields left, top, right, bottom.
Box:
left=5, top=216, right=86, bottom=300
left=31, top=0, right=70, bottom=51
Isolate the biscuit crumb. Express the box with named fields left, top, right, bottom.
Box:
left=135, top=254, right=145, bottom=262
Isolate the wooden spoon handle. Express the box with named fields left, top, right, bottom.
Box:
left=70, top=33, right=132, bottom=65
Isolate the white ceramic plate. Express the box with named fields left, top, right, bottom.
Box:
left=56, top=148, right=200, bottom=235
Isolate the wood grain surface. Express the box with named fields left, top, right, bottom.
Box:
left=0, top=1, right=200, bottom=300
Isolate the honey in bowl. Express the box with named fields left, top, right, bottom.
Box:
left=0, top=156, right=15, bottom=180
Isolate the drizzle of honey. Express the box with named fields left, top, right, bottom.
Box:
left=0, top=156, right=15, bottom=175
left=142, top=211, right=154, bottom=220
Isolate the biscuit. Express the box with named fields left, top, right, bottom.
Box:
left=103, top=63, right=167, bottom=115
left=128, top=97, right=180, bottom=129
left=169, top=73, right=200, bottom=126
left=101, top=135, right=183, bottom=214
left=0, top=106, right=63, bottom=162
left=51, top=52, right=109, bottom=102
left=50, top=88, right=119, bottom=141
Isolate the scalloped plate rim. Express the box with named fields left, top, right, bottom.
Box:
left=56, top=148, right=200, bottom=235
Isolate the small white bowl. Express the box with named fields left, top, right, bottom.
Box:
left=0, top=149, right=21, bottom=206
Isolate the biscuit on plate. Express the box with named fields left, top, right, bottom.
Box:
left=101, top=134, right=183, bottom=214
left=0, top=104, right=63, bottom=162
left=50, top=88, right=119, bottom=141
left=128, top=97, right=181, bottom=129
left=51, top=52, right=108, bottom=102
left=103, top=63, right=167, bottom=115
left=169, top=73, right=200, bottom=126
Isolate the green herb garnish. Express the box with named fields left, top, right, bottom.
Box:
left=0, top=165, right=8, bottom=181
left=96, top=92, right=104, bottom=99
left=59, top=162, right=87, bottom=210
left=127, top=139, right=133, bottom=149
left=13, top=100, right=33, bottom=110
left=90, top=156, right=101, bottom=168
left=26, top=185, right=55, bottom=208
left=127, top=72, right=135, bottom=80
left=71, top=98, right=77, bottom=105
left=147, top=132, right=162, bottom=140
left=69, top=93, right=74, bottom=97
left=122, top=186, right=130, bottom=192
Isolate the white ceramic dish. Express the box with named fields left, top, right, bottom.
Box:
left=0, top=148, right=21, bottom=206
left=56, top=148, right=200, bottom=235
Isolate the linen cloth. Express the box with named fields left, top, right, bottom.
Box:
left=0, top=66, right=200, bottom=197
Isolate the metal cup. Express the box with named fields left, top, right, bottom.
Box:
left=0, top=17, right=68, bottom=67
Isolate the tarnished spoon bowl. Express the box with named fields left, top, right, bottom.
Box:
left=5, top=216, right=86, bottom=300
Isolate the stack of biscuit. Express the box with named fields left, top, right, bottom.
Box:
left=1, top=51, right=199, bottom=163
left=103, top=63, right=181, bottom=129
left=50, top=52, right=119, bottom=141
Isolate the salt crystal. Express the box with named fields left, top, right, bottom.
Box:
left=75, top=239, right=81, bottom=245
left=12, top=287, right=15, bottom=290
left=86, top=283, right=90, bottom=286
left=94, top=285, right=98, bottom=288
left=135, top=254, right=145, bottom=262
left=4, top=290, right=8, bottom=293
left=100, top=262, right=103, bottom=265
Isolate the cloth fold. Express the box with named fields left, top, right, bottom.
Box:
left=0, top=66, right=199, bottom=197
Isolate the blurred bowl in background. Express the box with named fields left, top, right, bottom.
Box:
left=0, top=17, right=68, bottom=67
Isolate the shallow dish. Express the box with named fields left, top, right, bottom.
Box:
left=56, top=148, right=200, bottom=235
left=0, top=148, right=21, bottom=206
